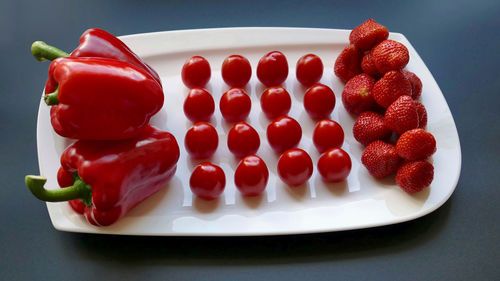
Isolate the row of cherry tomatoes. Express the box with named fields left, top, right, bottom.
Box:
left=182, top=51, right=325, bottom=89
left=181, top=52, right=352, bottom=200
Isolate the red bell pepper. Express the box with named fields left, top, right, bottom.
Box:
left=25, top=125, right=180, bottom=226
left=32, top=28, right=162, bottom=87
left=42, top=56, right=164, bottom=140
left=31, top=28, right=164, bottom=140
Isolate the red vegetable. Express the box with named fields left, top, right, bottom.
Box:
left=296, top=54, right=323, bottom=86
left=181, top=56, right=211, bottom=88
left=32, top=28, right=162, bottom=88
left=220, top=88, right=251, bottom=122
left=183, top=88, right=215, bottom=122
left=31, top=29, right=164, bottom=141
left=190, top=163, right=226, bottom=200
left=69, top=28, right=162, bottom=87
left=185, top=122, right=218, bottom=159
left=227, top=122, right=260, bottom=158
left=303, top=83, right=336, bottom=119
left=25, top=126, right=180, bottom=226
left=43, top=57, right=164, bottom=140
left=317, top=148, right=352, bottom=183
left=277, top=148, right=313, bottom=187
left=235, top=155, right=269, bottom=196
left=313, top=119, right=344, bottom=153
left=257, top=51, right=288, bottom=87
left=266, top=116, right=302, bottom=153
left=260, top=86, right=292, bottom=120
left=222, top=55, right=252, bottom=87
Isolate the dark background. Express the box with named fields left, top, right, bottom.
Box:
left=1, top=0, right=499, bottom=280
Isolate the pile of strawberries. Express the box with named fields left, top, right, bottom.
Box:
left=335, top=19, right=436, bottom=194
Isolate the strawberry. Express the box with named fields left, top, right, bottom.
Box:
left=361, top=140, right=402, bottom=178
left=349, top=19, right=389, bottom=51
left=396, top=128, right=436, bottom=160
left=384, top=96, right=419, bottom=135
left=402, top=70, right=423, bottom=99
left=341, top=73, right=377, bottom=115
left=353, top=111, right=391, bottom=146
left=372, top=40, right=409, bottom=74
left=361, top=51, right=381, bottom=77
left=396, top=160, right=434, bottom=193
left=414, top=100, right=427, bottom=128
left=373, top=70, right=412, bottom=108
left=334, top=44, right=362, bottom=83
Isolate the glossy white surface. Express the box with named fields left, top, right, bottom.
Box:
left=36, top=27, right=461, bottom=235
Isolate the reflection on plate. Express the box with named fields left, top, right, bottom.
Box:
left=36, top=27, right=461, bottom=236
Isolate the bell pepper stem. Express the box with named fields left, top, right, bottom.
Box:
left=25, top=175, right=92, bottom=207
left=31, top=41, right=70, bottom=62
left=44, top=89, right=59, bottom=105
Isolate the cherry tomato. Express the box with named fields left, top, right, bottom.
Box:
left=190, top=162, right=226, bottom=200
left=234, top=155, right=269, bottom=196
left=222, top=55, right=252, bottom=88
left=227, top=122, right=260, bottom=158
left=304, top=83, right=336, bottom=119
left=266, top=116, right=302, bottom=153
left=219, top=88, right=251, bottom=122
left=317, top=148, right=352, bottom=183
left=184, top=122, right=218, bottom=159
left=296, top=54, right=323, bottom=87
left=183, top=88, right=215, bottom=122
left=260, top=86, right=292, bottom=119
left=313, top=119, right=345, bottom=153
left=277, top=148, right=313, bottom=186
left=181, top=56, right=211, bottom=88
left=257, top=51, right=288, bottom=87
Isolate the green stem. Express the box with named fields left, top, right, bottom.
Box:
left=44, top=89, right=59, bottom=105
left=31, top=41, right=70, bottom=62
left=25, top=175, right=92, bottom=207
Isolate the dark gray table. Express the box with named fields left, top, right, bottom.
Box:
left=1, top=0, right=498, bottom=280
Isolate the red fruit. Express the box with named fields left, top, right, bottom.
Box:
left=303, top=83, right=336, bottom=119
left=227, top=122, right=260, bottom=158
left=341, top=73, right=377, bottom=115
left=260, top=86, right=292, bottom=119
left=220, top=88, right=251, bottom=122
left=349, top=19, right=389, bottom=51
left=414, top=101, right=427, bottom=128
left=266, top=116, right=302, bottom=153
left=313, top=119, right=344, bottom=153
left=234, top=155, right=269, bottom=196
left=296, top=54, right=324, bottom=87
left=257, top=51, right=289, bottom=87
left=183, top=88, right=215, bottom=122
left=361, top=51, right=381, bottom=77
left=190, top=162, right=225, bottom=200
left=334, top=44, right=362, bottom=83
left=372, top=40, right=410, bottom=74
left=361, top=140, right=402, bottom=178
left=181, top=56, right=211, bottom=88
left=384, top=96, right=419, bottom=134
left=184, top=122, right=218, bottom=159
left=317, top=148, right=352, bottom=183
left=222, top=55, right=252, bottom=88
left=396, top=161, right=434, bottom=193
left=373, top=70, right=412, bottom=108
left=277, top=148, right=313, bottom=187
left=396, top=129, right=436, bottom=160
left=353, top=111, right=391, bottom=146
left=402, top=70, right=423, bottom=99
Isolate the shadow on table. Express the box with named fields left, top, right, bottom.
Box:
left=61, top=197, right=453, bottom=265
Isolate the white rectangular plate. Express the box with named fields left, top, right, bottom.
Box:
left=36, top=27, right=461, bottom=236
